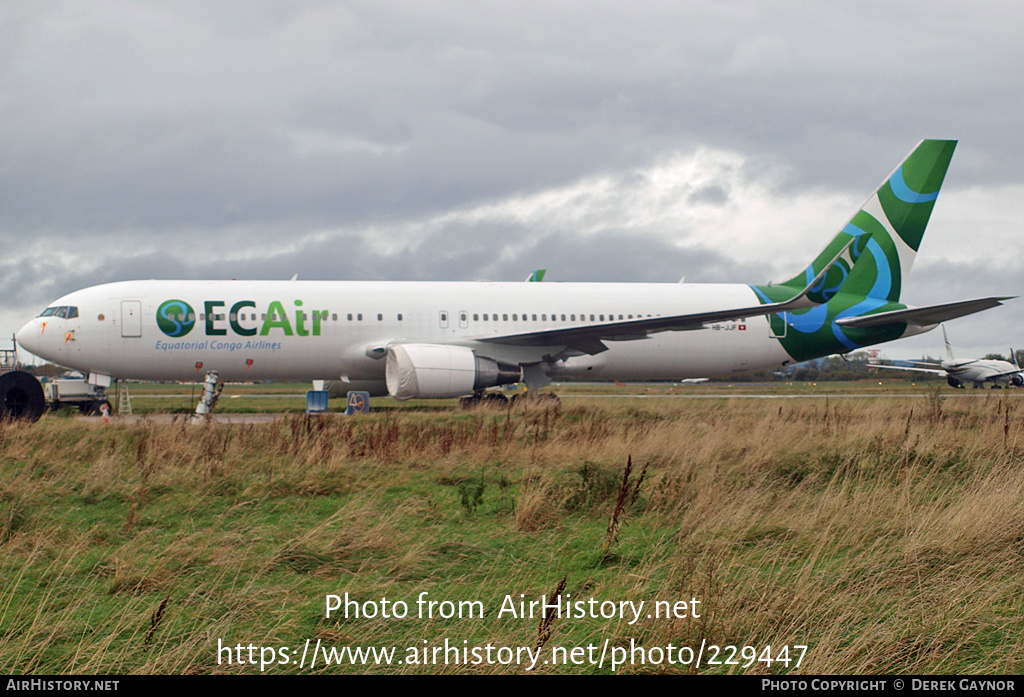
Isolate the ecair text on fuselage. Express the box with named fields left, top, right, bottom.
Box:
left=156, top=299, right=326, bottom=339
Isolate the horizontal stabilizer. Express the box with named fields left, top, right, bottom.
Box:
left=869, top=363, right=945, bottom=375
left=988, top=366, right=1024, bottom=380
left=835, top=296, right=1014, bottom=329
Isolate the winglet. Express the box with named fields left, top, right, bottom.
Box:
left=774, top=236, right=862, bottom=312
left=666, top=235, right=862, bottom=325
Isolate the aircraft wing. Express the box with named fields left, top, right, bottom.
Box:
left=477, top=238, right=856, bottom=356
left=980, top=366, right=1024, bottom=381
left=476, top=283, right=826, bottom=355
left=869, top=363, right=947, bottom=376
left=835, top=296, right=1014, bottom=329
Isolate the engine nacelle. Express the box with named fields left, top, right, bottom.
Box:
left=947, top=376, right=964, bottom=389
left=1012, top=374, right=1023, bottom=387
left=385, top=344, right=522, bottom=400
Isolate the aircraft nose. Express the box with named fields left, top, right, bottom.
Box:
left=15, top=318, right=39, bottom=355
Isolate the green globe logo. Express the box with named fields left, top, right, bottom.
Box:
left=157, top=300, right=195, bottom=337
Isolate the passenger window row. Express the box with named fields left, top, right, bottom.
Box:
left=41, top=305, right=655, bottom=325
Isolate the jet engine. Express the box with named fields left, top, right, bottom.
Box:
left=385, top=344, right=521, bottom=400
left=947, top=376, right=964, bottom=389
left=1012, top=375, right=1023, bottom=387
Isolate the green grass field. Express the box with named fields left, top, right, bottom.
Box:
left=3, top=389, right=1024, bottom=674
left=108, top=377, right=961, bottom=416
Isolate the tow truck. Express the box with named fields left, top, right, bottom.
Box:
left=2, top=338, right=114, bottom=421
left=42, top=372, right=112, bottom=415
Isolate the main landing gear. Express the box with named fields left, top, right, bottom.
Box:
left=511, top=392, right=560, bottom=407
left=459, top=391, right=561, bottom=409
left=460, top=392, right=509, bottom=409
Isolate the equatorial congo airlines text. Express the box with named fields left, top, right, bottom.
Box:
left=155, top=340, right=282, bottom=352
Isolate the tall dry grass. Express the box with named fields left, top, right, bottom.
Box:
left=0, top=394, right=1022, bottom=673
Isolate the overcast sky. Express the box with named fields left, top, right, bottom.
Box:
left=2, top=1, right=1022, bottom=361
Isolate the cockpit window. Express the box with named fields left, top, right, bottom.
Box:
left=37, top=306, right=78, bottom=319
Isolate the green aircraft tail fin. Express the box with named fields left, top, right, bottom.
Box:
left=781, top=139, right=957, bottom=303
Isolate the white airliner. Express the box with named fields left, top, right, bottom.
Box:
left=870, top=326, right=1023, bottom=389
left=3, top=140, right=1014, bottom=419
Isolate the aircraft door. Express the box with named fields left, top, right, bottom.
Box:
left=769, top=312, right=788, bottom=338
left=458, top=311, right=468, bottom=329
left=439, top=311, right=449, bottom=329
left=121, top=300, right=143, bottom=338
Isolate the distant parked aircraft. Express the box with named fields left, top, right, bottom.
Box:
left=870, top=326, right=1023, bottom=388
